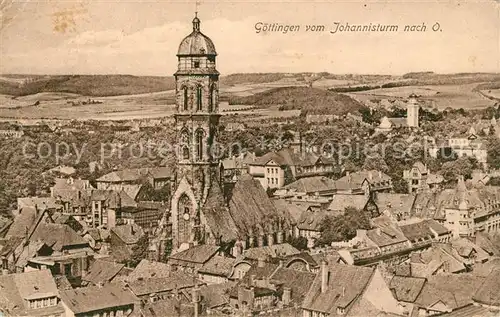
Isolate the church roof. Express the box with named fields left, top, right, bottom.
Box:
left=227, top=174, right=290, bottom=236
left=178, top=15, right=217, bottom=56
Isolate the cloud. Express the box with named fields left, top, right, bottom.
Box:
left=67, top=29, right=125, bottom=46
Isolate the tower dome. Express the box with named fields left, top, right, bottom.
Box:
left=177, top=14, right=217, bottom=56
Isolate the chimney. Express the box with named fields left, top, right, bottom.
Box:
left=257, top=234, right=264, bottom=247
left=321, top=260, right=328, bottom=293
left=277, top=231, right=284, bottom=244
left=192, top=283, right=200, bottom=317
left=267, top=233, right=274, bottom=246
left=258, top=257, right=265, bottom=268
left=376, top=227, right=381, bottom=235
left=282, top=287, right=292, bottom=306
left=278, top=259, right=284, bottom=268
left=378, top=171, right=382, bottom=178
left=368, top=171, right=373, bottom=181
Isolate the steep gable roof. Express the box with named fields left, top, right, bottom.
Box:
left=302, top=263, right=375, bottom=314
left=228, top=174, right=290, bottom=236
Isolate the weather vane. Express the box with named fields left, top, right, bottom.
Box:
left=195, top=0, right=200, bottom=16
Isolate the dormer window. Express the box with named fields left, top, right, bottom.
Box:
left=337, top=307, right=346, bottom=315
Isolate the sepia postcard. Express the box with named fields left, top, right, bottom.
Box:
left=0, top=1, right=500, bottom=317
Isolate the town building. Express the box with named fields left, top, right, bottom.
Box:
left=428, top=127, right=488, bottom=164
left=301, top=261, right=404, bottom=317
left=376, top=94, right=420, bottom=132
left=0, top=269, right=65, bottom=317
left=403, top=161, right=444, bottom=193
left=60, top=283, right=139, bottom=317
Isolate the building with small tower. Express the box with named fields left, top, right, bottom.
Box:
left=376, top=94, right=420, bottom=132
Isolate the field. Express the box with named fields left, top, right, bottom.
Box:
left=0, top=72, right=498, bottom=120
left=349, top=83, right=498, bottom=110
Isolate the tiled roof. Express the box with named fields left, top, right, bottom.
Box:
left=17, top=197, right=62, bottom=211
left=472, top=269, right=500, bottom=307
left=169, top=244, right=220, bottom=264
left=284, top=176, right=337, bottom=194
left=399, top=221, right=435, bottom=242
left=127, top=259, right=172, bottom=281
left=199, top=282, right=236, bottom=308
left=270, top=267, right=316, bottom=305
left=424, top=219, right=450, bottom=236
left=272, top=199, right=317, bottom=224
left=83, top=259, right=125, bottom=285
left=472, top=257, right=500, bottom=277
left=243, top=243, right=300, bottom=260
left=142, top=297, right=193, bottom=317
left=296, top=209, right=327, bottom=232
left=328, top=194, right=369, bottom=212
left=227, top=174, right=291, bottom=236
left=389, top=276, right=426, bottom=303
left=366, top=226, right=408, bottom=248
left=198, top=255, right=236, bottom=277
left=334, top=170, right=392, bottom=190
left=0, top=269, right=60, bottom=314
left=111, top=224, right=144, bottom=245
left=418, top=244, right=466, bottom=274
left=375, top=193, right=416, bottom=219
left=31, top=222, right=87, bottom=251
left=302, top=263, right=375, bottom=314
left=450, top=238, right=490, bottom=263
left=127, top=272, right=197, bottom=296
left=5, top=207, right=38, bottom=238
left=415, top=274, right=485, bottom=311
left=60, top=283, right=138, bottom=314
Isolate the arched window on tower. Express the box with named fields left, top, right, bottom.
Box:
left=183, top=87, right=189, bottom=111
left=208, top=85, right=214, bottom=112
left=196, top=86, right=203, bottom=111
left=182, top=146, right=190, bottom=160
left=196, top=129, right=204, bottom=160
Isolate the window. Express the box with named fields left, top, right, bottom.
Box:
left=193, top=60, right=200, bottom=68
left=196, top=86, right=203, bottom=111
left=209, top=85, right=214, bottom=112
left=196, top=130, right=204, bottom=160
left=44, top=298, right=49, bottom=307
left=30, top=300, right=36, bottom=309
left=183, top=87, right=189, bottom=110
left=182, top=146, right=190, bottom=160
left=50, top=297, right=56, bottom=306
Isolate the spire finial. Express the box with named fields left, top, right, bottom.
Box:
left=192, top=2, right=201, bottom=32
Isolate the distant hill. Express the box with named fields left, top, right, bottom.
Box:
left=227, top=86, right=365, bottom=115
left=0, top=75, right=176, bottom=97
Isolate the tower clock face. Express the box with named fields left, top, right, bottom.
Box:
left=183, top=213, right=190, bottom=221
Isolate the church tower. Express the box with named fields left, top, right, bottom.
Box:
left=170, top=14, right=221, bottom=251
left=407, top=93, right=420, bottom=128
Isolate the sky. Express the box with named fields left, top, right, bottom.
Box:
left=1, top=0, right=499, bottom=76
